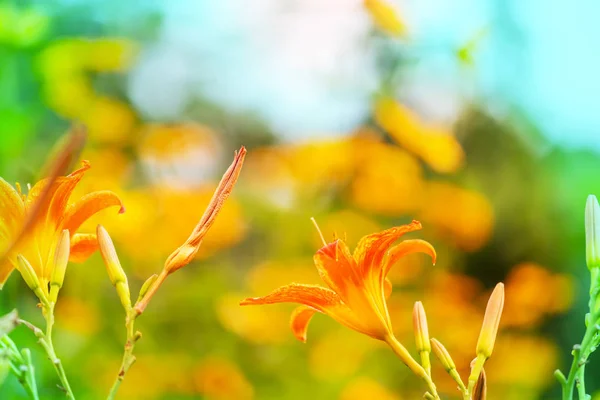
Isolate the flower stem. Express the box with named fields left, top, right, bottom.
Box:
left=0, top=336, right=39, bottom=400
left=558, top=268, right=600, bottom=400
left=385, top=334, right=439, bottom=399
left=18, top=311, right=75, bottom=400
left=107, top=309, right=140, bottom=400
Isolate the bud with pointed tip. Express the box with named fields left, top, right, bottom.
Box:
left=163, top=146, right=246, bottom=274
left=97, top=225, right=131, bottom=310
left=586, top=195, right=600, bottom=270
left=136, top=274, right=158, bottom=304
left=17, top=255, right=40, bottom=292
left=476, top=283, right=504, bottom=359
left=49, top=230, right=70, bottom=303
left=413, top=301, right=431, bottom=374
left=431, top=338, right=466, bottom=392
left=413, top=301, right=431, bottom=353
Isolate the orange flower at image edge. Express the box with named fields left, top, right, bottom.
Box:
left=241, top=220, right=439, bottom=394
left=0, top=161, right=125, bottom=290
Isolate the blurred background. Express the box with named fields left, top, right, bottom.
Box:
left=0, top=0, right=598, bottom=399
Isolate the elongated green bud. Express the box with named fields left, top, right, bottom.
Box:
left=476, top=283, right=504, bottom=358
left=413, top=301, right=431, bottom=353
left=97, top=225, right=131, bottom=310
left=49, top=230, right=70, bottom=303
left=413, top=301, right=431, bottom=375
left=136, top=274, right=158, bottom=304
left=17, top=255, right=40, bottom=292
left=431, top=338, right=466, bottom=392
left=586, top=195, right=600, bottom=270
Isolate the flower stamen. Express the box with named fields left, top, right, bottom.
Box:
left=310, top=217, right=327, bottom=247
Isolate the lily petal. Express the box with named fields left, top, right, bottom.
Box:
left=290, top=305, right=318, bottom=342
left=354, top=220, right=423, bottom=277
left=25, top=161, right=90, bottom=218
left=241, top=283, right=370, bottom=338
left=241, top=283, right=343, bottom=310
left=47, top=161, right=90, bottom=225
left=384, top=278, right=393, bottom=299
left=314, top=239, right=358, bottom=302
left=0, top=178, right=25, bottom=243
left=0, top=260, right=15, bottom=288
left=69, top=233, right=99, bottom=263
left=383, top=239, right=436, bottom=277
left=61, top=190, right=125, bottom=233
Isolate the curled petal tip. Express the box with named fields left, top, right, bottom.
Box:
left=239, top=298, right=255, bottom=306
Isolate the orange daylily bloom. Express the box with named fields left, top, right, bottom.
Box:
left=241, top=220, right=436, bottom=342
left=0, top=160, right=125, bottom=290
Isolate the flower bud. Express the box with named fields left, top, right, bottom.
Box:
left=586, top=195, right=600, bottom=269
left=476, top=283, right=504, bottom=359
left=49, top=230, right=70, bottom=303
left=136, top=274, right=158, bottom=304
left=97, top=225, right=131, bottom=310
left=413, top=301, right=431, bottom=353
left=431, top=338, right=455, bottom=371
left=16, top=255, right=40, bottom=292
left=163, top=147, right=246, bottom=274
left=431, top=338, right=465, bottom=392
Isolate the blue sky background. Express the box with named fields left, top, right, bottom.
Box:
left=117, top=0, right=600, bottom=148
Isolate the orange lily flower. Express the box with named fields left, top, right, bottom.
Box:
left=241, top=220, right=438, bottom=395
left=0, top=160, right=125, bottom=290
left=242, top=220, right=435, bottom=342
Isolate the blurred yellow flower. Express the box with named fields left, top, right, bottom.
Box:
left=247, top=261, right=321, bottom=295
left=94, top=188, right=246, bottom=274
left=217, top=292, right=292, bottom=345
left=363, top=0, right=407, bottom=37
left=37, top=39, right=87, bottom=77
left=54, top=296, right=100, bottom=335
left=423, top=272, right=484, bottom=365
left=0, top=161, right=124, bottom=288
left=340, top=376, right=400, bottom=400
left=486, top=334, right=558, bottom=390
left=243, top=146, right=297, bottom=209
left=244, top=138, right=356, bottom=208
left=286, top=139, right=356, bottom=188
left=194, top=356, right=254, bottom=400
left=502, top=263, right=574, bottom=328
left=74, top=147, right=131, bottom=192
left=139, top=123, right=223, bottom=188
left=350, top=139, right=423, bottom=215
left=374, top=97, right=464, bottom=174
left=82, top=38, right=138, bottom=72
left=113, top=354, right=195, bottom=398
left=419, top=182, right=494, bottom=251
left=81, top=96, right=137, bottom=144
left=42, top=75, right=95, bottom=119
left=309, top=329, right=379, bottom=380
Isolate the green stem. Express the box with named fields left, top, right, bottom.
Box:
left=43, top=304, right=75, bottom=399
left=19, top=305, right=75, bottom=399
left=0, top=338, right=39, bottom=400
left=576, top=363, right=586, bottom=399
left=107, top=310, right=140, bottom=400
left=419, top=350, right=431, bottom=376
left=559, top=273, right=600, bottom=400
left=385, top=335, right=439, bottom=399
